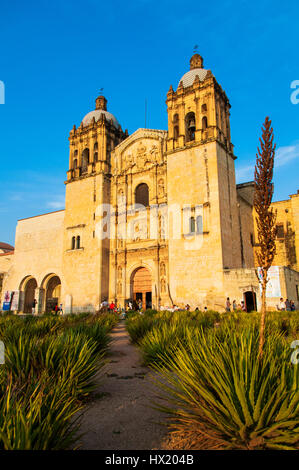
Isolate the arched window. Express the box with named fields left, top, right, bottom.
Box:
left=202, top=116, right=208, bottom=131
left=185, top=112, right=196, bottom=142
left=135, top=183, right=149, bottom=207
left=173, top=113, right=179, bottom=139
left=73, top=158, right=78, bottom=170
left=94, top=142, right=98, bottom=162
left=81, top=148, right=89, bottom=173
left=196, top=215, right=203, bottom=234
left=71, top=236, right=76, bottom=250
left=189, top=215, right=203, bottom=234
left=190, top=217, right=196, bottom=233
left=76, top=236, right=81, bottom=249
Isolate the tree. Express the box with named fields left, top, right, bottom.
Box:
left=254, top=116, right=277, bottom=358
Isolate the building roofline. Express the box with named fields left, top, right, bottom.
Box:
left=236, top=181, right=254, bottom=188
left=0, top=251, right=14, bottom=256
left=18, top=209, right=65, bottom=222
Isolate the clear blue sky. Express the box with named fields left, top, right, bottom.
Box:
left=0, top=0, right=298, bottom=245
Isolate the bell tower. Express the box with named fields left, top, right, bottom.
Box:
left=62, top=96, right=127, bottom=312
left=67, top=95, right=126, bottom=180
left=165, top=53, right=242, bottom=308
left=166, top=53, right=233, bottom=154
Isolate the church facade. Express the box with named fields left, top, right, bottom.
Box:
left=1, top=53, right=299, bottom=313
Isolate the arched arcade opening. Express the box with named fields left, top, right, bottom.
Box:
left=43, top=275, right=61, bottom=313
left=23, top=277, right=38, bottom=313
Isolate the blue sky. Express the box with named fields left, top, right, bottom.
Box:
left=0, top=0, right=298, bottom=245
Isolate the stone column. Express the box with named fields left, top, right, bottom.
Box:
left=35, top=288, right=44, bottom=315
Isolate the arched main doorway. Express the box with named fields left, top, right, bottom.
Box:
left=131, top=267, right=152, bottom=310
left=24, top=277, right=38, bottom=313
left=45, top=275, right=61, bottom=313
left=244, top=291, right=257, bottom=312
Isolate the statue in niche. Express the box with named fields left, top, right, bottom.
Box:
left=125, top=153, right=134, bottom=169
left=118, top=188, right=126, bottom=207
left=117, top=281, right=122, bottom=295
left=118, top=266, right=122, bottom=279
left=136, top=143, right=147, bottom=169
left=161, top=278, right=166, bottom=293
left=158, top=178, right=165, bottom=197
left=150, top=144, right=159, bottom=162
left=158, top=213, right=166, bottom=240
left=160, top=262, right=166, bottom=276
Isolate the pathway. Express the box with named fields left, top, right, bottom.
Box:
left=77, top=320, right=172, bottom=450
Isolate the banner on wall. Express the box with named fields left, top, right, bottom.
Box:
left=10, top=291, right=20, bottom=310
left=258, top=266, right=281, bottom=298
left=2, top=290, right=20, bottom=311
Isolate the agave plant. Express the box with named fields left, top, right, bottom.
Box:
left=0, top=373, right=82, bottom=450
left=0, top=311, right=113, bottom=449
left=152, top=325, right=299, bottom=450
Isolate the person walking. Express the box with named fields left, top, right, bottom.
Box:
left=225, top=298, right=231, bottom=312
left=32, top=299, right=37, bottom=315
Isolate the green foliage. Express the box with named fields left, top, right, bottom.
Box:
left=126, top=309, right=299, bottom=449
left=0, top=312, right=118, bottom=449
left=140, top=321, right=193, bottom=365
left=153, top=326, right=299, bottom=449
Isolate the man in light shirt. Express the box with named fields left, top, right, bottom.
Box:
left=279, top=298, right=285, bottom=311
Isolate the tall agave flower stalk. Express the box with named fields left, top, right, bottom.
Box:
left=254, top=116, right=277, bottom=358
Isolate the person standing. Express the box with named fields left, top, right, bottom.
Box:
left=290, top=300, right=296, bottom=311
left=241, top=301, right=247, bottom=312
left=285, top=299, right=291, bottom=311
left=232, top=300, right=237, bottom=311
left=32, top=299, right=37, bottom=315
left=225, top=298, right=231, bottom=312
left=279, top=298, right=285, bottom=311
left=109, top=301, right=115, bottom=312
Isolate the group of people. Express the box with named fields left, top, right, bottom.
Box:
left=31, top=299, right=63, bottom=315
left=278, top=298, right=296, bottom=311
left=99, top=299, right=128, bottom=315
left=225, top=296, right=297, bottom=312
left=225, top=298, right=247, bottom=312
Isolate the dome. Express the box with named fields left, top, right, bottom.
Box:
left=81, top=95, right=120, bottom=128
left=82, top=110, right=120, bottom=128
left=178, top=68, right=208, bottom=89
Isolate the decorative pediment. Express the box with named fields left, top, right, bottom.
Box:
left=112, top=128, right=167, bottom=174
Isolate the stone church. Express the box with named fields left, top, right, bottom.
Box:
left=1, top=53, right=299, bottom=313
